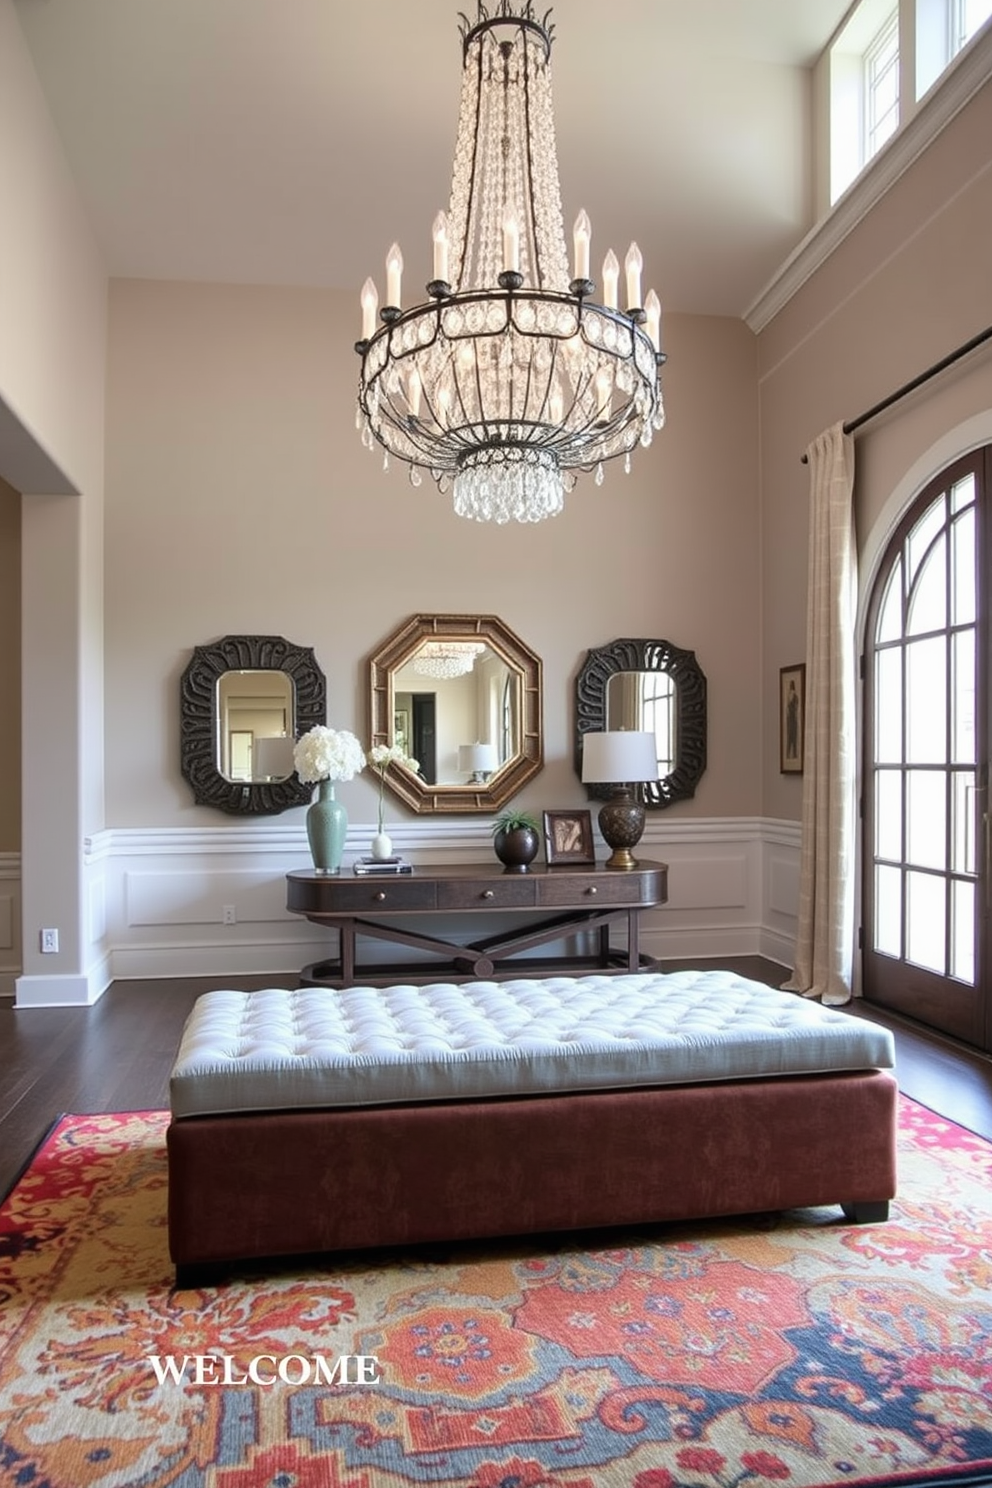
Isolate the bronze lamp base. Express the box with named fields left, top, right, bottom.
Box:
left=598, top=788, right=646, bottom=870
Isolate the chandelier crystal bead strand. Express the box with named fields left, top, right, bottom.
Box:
left=355, top=1, right=666, bottom=524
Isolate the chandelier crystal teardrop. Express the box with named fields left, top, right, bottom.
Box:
left=355, top=1, right=666, bottom=524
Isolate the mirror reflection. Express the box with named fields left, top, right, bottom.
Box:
left=217, top=669, right=295, bottom=782
left=393, top=642, right=518, bottom=786
left=180, top=634, right=325, bottom=815
left=369, top=614, right=543, bottom=814
left=605, top=671, right=677, bottom=781
left=575, top=637, right=707, bottom=809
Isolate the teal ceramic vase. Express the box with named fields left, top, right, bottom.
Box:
left=306, top=779, right=347, bottom=874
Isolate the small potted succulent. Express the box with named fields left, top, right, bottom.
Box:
left=491, top=807, right=541, bottom=873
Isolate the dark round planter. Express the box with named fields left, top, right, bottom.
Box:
left=493, top=826, right=540, bottom=873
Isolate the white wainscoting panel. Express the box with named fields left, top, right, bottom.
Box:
left=7, top=802, right=802, bottom=1004
left=636, top=818, right=761, bottom=961
left=760, top=818, right=803, bottom=970
left=55, top=818, right=802, bottom=1001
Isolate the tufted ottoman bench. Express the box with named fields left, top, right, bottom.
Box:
left=166, top=971, right=898, bottom=1282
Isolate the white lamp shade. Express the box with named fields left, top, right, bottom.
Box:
left=458, top=742, right=498, bottom=773
left=253, top=735, right=295, bottom=779
left=581, top=730, right=659, bottom=784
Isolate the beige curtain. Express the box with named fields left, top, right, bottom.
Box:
left=783, top=422, right=857, bottom=1006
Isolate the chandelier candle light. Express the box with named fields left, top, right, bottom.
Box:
left=355, top=1, right=665, bottom=524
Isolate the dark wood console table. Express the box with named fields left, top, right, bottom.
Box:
left=286, top=861, right=668, bottom=988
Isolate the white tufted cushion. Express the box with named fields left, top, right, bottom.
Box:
left=168, top=971, right=896, bottom=1118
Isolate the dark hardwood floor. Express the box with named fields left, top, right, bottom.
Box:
left=2, top=957, right=991, bottom=1201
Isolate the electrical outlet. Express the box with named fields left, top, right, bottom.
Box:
left=222, top=904, right=237, bottom=926
left=40, top=927, right=59, bottom=953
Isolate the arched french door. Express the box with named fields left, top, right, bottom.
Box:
left=863, top=444, right=992, bottom=1050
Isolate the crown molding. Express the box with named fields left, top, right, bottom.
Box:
left=745, top=28, right=992, bottom=333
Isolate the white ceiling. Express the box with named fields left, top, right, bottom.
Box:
left=13, top=0, right=854, bottom=317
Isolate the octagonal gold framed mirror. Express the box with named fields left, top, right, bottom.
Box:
left=369, top=614, right=543, bottom=814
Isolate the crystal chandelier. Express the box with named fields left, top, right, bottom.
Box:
left=413, top=641, right=485, bottom=679
left=355, top=1, right=665, bottom=524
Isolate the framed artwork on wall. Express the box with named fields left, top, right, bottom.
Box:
left=393, top=709, right=411, bottom=754
left=543, top=809, right=596, bottom=866
left=780, top=663, right=806, bottom=774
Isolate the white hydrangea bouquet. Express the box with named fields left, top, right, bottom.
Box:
left=293, top=725, right=366, bottom=785
left=367, top=741, right=419, bottom=834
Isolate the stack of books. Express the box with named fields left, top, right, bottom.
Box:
left=353, top=856, right=413, bottom=876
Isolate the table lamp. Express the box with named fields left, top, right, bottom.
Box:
left=458, top=742, right=498, bottom=783
left=581, top=730, right=659, bottom=869
left=252, top=735, right=295, bottom=782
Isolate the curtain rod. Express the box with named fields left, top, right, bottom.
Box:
left=800, top=324, right=992, bottom=463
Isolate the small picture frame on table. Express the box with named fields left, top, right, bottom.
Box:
left=543, top=809, right=596, bottom=866
left=779, top=663, right=806, bottom=774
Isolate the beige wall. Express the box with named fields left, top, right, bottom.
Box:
left=1, top=0, right=107, bottom=995
left=0, top=477, right=19, bottom=851
left=0, top=0, right=105, bottom=499
left=104, top=282, right=762, bottom=831
left=758, top=75, right=992, bottom=823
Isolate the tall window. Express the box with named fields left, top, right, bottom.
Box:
left=863, top=445, right=992, bottom=1051
left=952, top=0, right=992, bottom=47
left=829, top=0, right=992, bottom=203
left=865, top=11, right=901, bottom=158
left=639, top=673, right=676, bottom=778
left=830, top=1, right=900, bottom=202
left=918, top=0, right=992, bottom=92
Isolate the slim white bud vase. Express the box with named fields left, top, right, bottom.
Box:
left=370, top=831, right=393, bottom=861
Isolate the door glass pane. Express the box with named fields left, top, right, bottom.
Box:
left=906, top=636, right=946, bottom=763
left=877, top=559, right=903, bottom=643
left=951, top=879, right=976, bottom=984
left=907, top=495, right=945, bottom=581
left=952, top=629, right=976, bottom=764
left=907, top=770, right=945, bottom=870
left=951, top=504, right=976, bottom=626
left=875, top=648, right=902, bottom=762
left=874, top=864, right=902, bottom=957
left=951, top=770, right=977, bottom=875
left=906, top=871, right=945, bottom=973
left=907, top=534, right=946, bottom=635
left=950, top=471, right=975, bottom=515
left=875, top=769, right=902, bottom=861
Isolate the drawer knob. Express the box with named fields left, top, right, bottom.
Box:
left=587, top=885, right=598, bottom=895
left=374, top=890, right=387, bottom=902
left=482, top=889, right=495, bottom=899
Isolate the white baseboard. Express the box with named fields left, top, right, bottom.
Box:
left=758, top=925, right=800, bottom=971
left=15, top=972, right=102, bottom=1007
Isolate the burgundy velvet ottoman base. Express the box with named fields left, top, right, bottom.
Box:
left=166, top=1068, right=898, bottom=1283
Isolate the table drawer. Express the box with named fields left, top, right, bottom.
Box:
left=537, top=873, right=640, bottom=908
left=294, top=879, right=438, bottom=914
left=436, top=877, right=537, bottom=910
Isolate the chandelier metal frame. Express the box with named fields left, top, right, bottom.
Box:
left=355, top=1, right=666, bottom=523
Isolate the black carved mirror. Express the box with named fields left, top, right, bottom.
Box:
left=180, top=635, right=326, bottom=814
left=369, top=614, right=543, bottom=814
left=575, top=638, right=706, bottom=808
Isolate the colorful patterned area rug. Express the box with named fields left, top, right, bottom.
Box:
left=1, top=1102, right=991, bottom=1488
